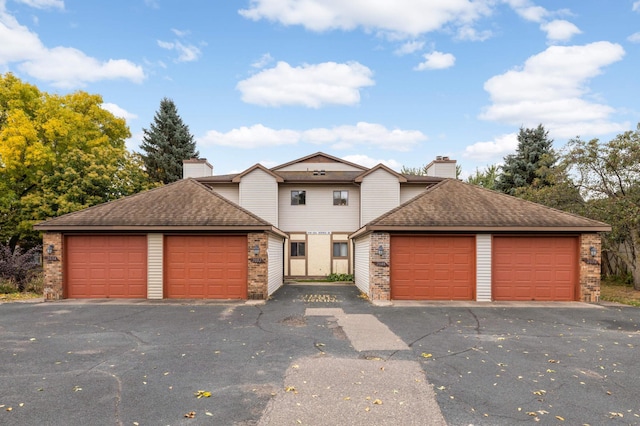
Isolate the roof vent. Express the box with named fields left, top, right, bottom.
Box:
left=313, top=170, right=319, bottom=175
left=442, top=156, right=450, bottom=161
left=436, top=155, right=443, bottom=161
left=320, top=170, right=326, bottom=176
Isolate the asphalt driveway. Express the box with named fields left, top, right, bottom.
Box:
left=1, top=284, right=639, bottom=425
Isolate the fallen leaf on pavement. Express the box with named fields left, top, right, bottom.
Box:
left=184, top=411, right=196, bottom=418
left=194, top=390, right=211, bottom=398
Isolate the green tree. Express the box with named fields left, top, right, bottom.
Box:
left=496, top=124, right=557, bottom=195
left=466, top=164, right=499, bottom=190
left=0, top=73, right=152, bottom=250
left=140, top=98, right=198, bottom=184
left=566, top=125, right=640, bottom=289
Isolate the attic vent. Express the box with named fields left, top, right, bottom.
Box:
left=436, top=156, right=443, bottom=160
left=320, top=170, right=326, bottom=175
left=442, top=156, right=449, bottom=161
left=313, top=170, right=319, bottom=175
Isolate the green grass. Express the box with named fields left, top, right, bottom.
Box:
left=600, top=278, right=640, bottom=307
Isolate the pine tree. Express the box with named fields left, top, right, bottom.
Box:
left=140, top=98, right=199, bottom=184
left=496, top=124, right=557, bottom=195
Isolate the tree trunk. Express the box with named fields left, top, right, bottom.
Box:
left=8, top=235, right=20, bottom=254
left=630, top=228, right=640, bottom=291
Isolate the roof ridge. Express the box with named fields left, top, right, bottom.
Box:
left=459, top=179, right=609, bottom=227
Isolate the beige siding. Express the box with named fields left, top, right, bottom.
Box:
left=331, top=233, right=350, bottom=275
left=361, top=169, right=400, bottom=224
left=354, top=236, right=370, bottom=295
left=268, top=234, right=284, bottom=295
left=400, top=185, right=427, bottom=204
left=426, top=162, right=457, bottom=178
left=147, top=234, right=163, bottom=299
left=476, top=234, right=492, bottom=301
left=209, top=184, right=239, bottom=204
left=276, top=162, right=363, bottom=172
left=239, top=169, right=278, bottom=226
left=278, top=184, right=359, bottom=232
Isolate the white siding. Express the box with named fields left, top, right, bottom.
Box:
left=278, top=184, right=360, bottom=232
left=276, top=162, right=363, bottom=172
left=183, top=162, right=213, bottom=178
left=147, top=234, right=163, bottom=299
left=239, top=169, right=278, bottom=226
left=400, top=185, right=427, bottom=204
left=354, top=236, right=370, bottom=296
left=210, top=184, right=239, bottom=204
left=268, top=234, right=284, bottom=295
left=361, top=169, right=400, bottom=225
left=476, top=234, right=492, bottom=301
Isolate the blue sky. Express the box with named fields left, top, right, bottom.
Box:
left=1, top=0, right=639, bottom=176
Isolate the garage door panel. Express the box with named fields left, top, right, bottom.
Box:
left=493, top=236, right=577, bottom=301
left=66, top=235, right=147, bottom=298
left=391, top=236, right=475, bottom=300
left=165, top=235, right=247, bottom=299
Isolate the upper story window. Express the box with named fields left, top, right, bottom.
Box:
left=291, top=190, right=306, bottom=205
left=333, top=190, right=348, bottom=206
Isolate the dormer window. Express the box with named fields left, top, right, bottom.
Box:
left=333, top=190, right=348, bottom=206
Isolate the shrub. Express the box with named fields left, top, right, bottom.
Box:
left=0, top=244, right=42, bottom=291
left=327, top=273, right=354, bottom=282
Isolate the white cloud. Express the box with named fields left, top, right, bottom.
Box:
left=0, top=7, right=144, bottom=87
left=504, top=0, right=549, bottom=23
left=199, top=124, right=300, bottom=149
left=342, top=154, right=401, bottom=170
left=414, top=51, right=455, bottom=71
left=541, top=20, right=581, bottom=42
left=480, top=41, right=627, bottom=138
left=237, top=61, right=374, bottom=108
left=251, top=52, right=274, bottom=68
left=628, top=32, right=640, bottom=43
left=302, top=122, right=426, bottom=151
left=101, top=103, right=138, bottom=121
left=14, top=0, right=63, bottom=9
left=634, top=1, right=640, bottom=12
left=171, top=28, right=190, bottom=37
left=463, top=133, right=517, bottom=161
left=157, top=40, right=201, bottom=62
left=394, top=40, right=424, bottom=56
left=456, top=25, right=492, bottom=41
left=199, top=122, right=426, bottom=152
left=239, top=0, right=492, bottom=38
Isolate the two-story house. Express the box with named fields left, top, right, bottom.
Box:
left=186, top=152, right=455, bottom=280
left=36, top=151, right=609, bottom=303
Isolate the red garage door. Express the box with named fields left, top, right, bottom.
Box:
left=493, top=236, right=578, bottom=301
left=165, top=235, right=247, bottom=299
left=391, top=236, right=475, bottom=300
left=65, top=235, right=147, bottom=298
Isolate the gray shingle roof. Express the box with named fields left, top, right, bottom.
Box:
left=354, top=179, right=610, bottom=235
left=34, top=179, right=283, bottom=233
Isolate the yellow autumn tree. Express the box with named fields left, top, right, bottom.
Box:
left=0, top=73, right=153, bottom=250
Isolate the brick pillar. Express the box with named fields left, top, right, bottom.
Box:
left=42, top=232, right=63, bottom=300
left=247, top=233, right=268, bottom=300
left=579, top=233, right=602, bottom=303
left=369, top=232, right=390, bottom=300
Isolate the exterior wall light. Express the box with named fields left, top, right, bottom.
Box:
left=589, top=246, right=597, bottom=257
left=47, top=244, right=55, bottom=255
left=377, top=245, right=384, bottom=257
left=253, top=244, right=260, bottom=257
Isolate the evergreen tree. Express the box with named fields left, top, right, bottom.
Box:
left=140, top=98, right=199, bottom=184
left=496, top=124, right=557, bottom=195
